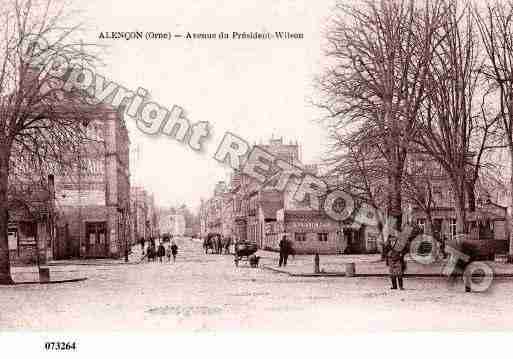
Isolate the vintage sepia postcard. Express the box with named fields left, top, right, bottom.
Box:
left=0, top=0, right=512, bottom=357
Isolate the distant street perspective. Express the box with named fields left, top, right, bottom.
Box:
left=2, top=236, right=513, bottom=331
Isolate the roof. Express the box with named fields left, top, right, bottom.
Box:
left=260, top=202, right=283, bottom=219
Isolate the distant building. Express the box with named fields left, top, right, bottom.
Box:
left=199, top=137, right=345, bottom=254
left=170, top=214, right=186, bottom=236
left=405, top=157, right=509, bottom=250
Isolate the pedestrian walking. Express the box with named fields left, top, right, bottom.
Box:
left=217, top=236, right=223, bottom=255
left=278, top=235, right=293, bottom=267
left=157, top=242, right=165, bottom=263
left=146, top=245, right=153, bottom=262
left=171, top=241, right=178, bottom=262
left=165, top=242, right=172, bottom=262
left=386, top=235, right=406, bottom=290
left=224, top=237, right=231, bottom=254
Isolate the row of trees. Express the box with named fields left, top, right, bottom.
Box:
left=318, top=0, right=513, bottom=247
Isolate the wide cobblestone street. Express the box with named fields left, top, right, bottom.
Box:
left=1, top=237, right=513, bottom=332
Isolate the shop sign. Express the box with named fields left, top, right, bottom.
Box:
left=288, top=221, right=336, bottom=231
left=56, top=189, right=106, bottom=206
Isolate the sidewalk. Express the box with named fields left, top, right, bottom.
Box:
left=47, top=258, right=137, bottom=266
left=45, top=243, right=152, bottom=267
left=45, top=237, right=199, bottom=267
left=258, top=251, right=513, bottom=278
left=9, top=266, right=88, bottom=284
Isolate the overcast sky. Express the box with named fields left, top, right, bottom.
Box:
left=79, top=0, right=336, bottom=211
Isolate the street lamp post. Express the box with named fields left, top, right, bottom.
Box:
left=123, top=208, right=128, bottom=262
left=117, top=207, right=128, bottom=262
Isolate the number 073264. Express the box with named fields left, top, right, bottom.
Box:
left=44, top=342, right=77, bottom=351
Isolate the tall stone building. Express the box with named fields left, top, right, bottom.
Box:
left=53, top=106, right=130, bottom=259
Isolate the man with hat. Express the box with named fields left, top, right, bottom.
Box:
left=386, top=235, right=406, bottom=290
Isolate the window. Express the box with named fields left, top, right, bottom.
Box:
left=449, top=219, right=457, bottom=240
left=417, top=219, right=426, bottom=233
left=435, top=164, right=444, bottom=176
left=317, top=233, right=328, bottom=242
left=448, top=191, right=455, bottom=206
left=432, top=186, right=442, bottom=206
left=86, top=222, right=107, bottom=245
left=295, top=233, right=306, bottom=242
left=366, top=234, right=377, bottom=252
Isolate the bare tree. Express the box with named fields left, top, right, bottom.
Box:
left=474, top=0, right=513, bottom=253
left=317, top=0, right=446, bottom=233
left=0, top=0, right=100, bottom=284
left=402, top=154, right=439, bottom=235
left=416, top=0, right=501, bottom=237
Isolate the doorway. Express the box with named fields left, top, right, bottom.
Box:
left=85, top=222, right=108, bottom=258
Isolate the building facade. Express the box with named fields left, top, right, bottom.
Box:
left=403, top=155, right=509, bottom=257
left=53, top=106, right=130, bottom=259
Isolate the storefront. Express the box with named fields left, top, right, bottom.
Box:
left=262, top=209, right=381, bottom=255
left=8, top=216, right=52, bottom=266
left=263, top=210, right=340, bottom=254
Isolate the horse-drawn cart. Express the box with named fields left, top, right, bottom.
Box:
left=234, top=241, right=258, bottom=267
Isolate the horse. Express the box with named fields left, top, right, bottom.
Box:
left=203, top=234, right=220, bottom=254
left=203, top=237, right=213, bottom=254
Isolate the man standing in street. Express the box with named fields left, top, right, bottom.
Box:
left=157, top=242, right=165, bottom=263
left=386, top=235, right=406, bottom=290
left=165, top=242, right=172, bottom=262
left=171, top=241, right=178, bottom=262
left=279, top=235, right=292, bottom=267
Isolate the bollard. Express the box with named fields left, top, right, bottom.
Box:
left=314, top=253, right=320, bottom=273
left=345, top=263, right=355, bottom=277
left=39, top=267, right=50, bottom=283
left=464, top=271, right=471, bottom=293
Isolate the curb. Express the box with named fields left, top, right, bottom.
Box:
left=261, top=266, right=513, bottom=278
left=47, top=261, right=141, bottom=267
left=1, top=277, right=88, bottom=286
left=262, top=265, right=346, bottom=277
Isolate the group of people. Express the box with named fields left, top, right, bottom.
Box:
left=203, top=235, right=232, bottom=254
left=143, top=239, right=178, bottom=263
